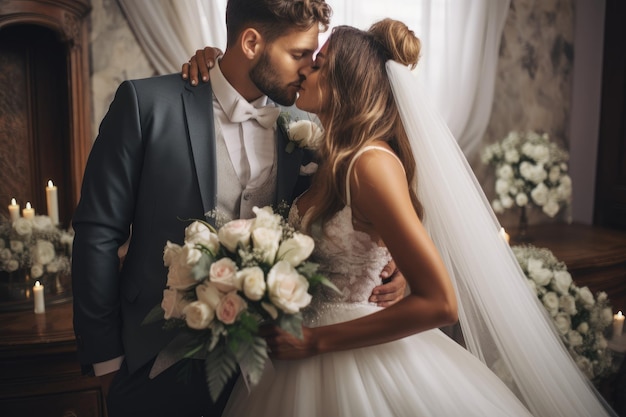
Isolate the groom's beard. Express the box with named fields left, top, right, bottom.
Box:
left=250, top=51, right=301, bottom=106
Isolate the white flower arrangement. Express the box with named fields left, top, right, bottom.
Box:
left=146, top=206, right=337, bottom=401
left=278, top=112, right=324, bottom=154
left=481, top=131, right=572, bottom=218
left=0, top=215, right=73, bottom=279
left=512, top=244, right=616, bottom=382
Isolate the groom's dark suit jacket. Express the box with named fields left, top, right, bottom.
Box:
left=71, top=74, right=308, bottom=375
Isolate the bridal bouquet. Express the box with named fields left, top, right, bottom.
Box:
left=512, top=245, right=616, bottom=382
left=481, top=131, right=572, bottom=218
left=148, top=206, right=335, bottom=401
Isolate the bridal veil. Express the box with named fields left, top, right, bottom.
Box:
left=385, top=60, right=616, bottom=417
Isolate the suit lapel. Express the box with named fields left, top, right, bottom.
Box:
left=275, top=122, right=304, bottom=205
left=182, top=82, right=217, bottom=222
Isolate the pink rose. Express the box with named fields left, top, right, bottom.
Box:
left=216, top=291, right=247, bottom=325
left=218, top=219, right=252, bottom=252
left=209, top=258, right=240, bottom=292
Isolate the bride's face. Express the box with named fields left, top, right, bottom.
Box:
left=295, top=41, right=328, bottom=116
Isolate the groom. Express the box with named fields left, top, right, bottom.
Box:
left=72, top=1, right=332, bottom=416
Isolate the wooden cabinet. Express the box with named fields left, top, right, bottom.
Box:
left=0, top=302, right=107, bottom=417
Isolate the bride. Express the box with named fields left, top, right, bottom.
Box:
left=187, top=19, right=616, bottom=417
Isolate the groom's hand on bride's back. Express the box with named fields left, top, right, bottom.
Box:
left=370, top=261, right=407, bottom=307
left=181, top=47, right=223, bottom=85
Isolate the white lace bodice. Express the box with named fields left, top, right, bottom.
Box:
left=288, top=203, right=391, bottom=307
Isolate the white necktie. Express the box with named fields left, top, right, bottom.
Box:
left=228, top=97, right=281, bottom=129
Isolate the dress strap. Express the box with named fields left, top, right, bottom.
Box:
left=345, top=145, right=404, bottom=206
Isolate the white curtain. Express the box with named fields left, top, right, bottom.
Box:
left=118, top=0, right=509, bottom=158
left=117, top=0, right=227, bottom=75
left=328, top=0, right=510, bottom=158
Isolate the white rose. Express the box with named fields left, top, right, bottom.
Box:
left=251, top=227, right=282, bottom=264
left=252, top=206, right=283, bottom=231
left=32, top=215, right=53, bottom=231
left=597, top=291, right=608, bottom=303
left=161, top=288, right=190, bottom=319
left=515, top=193, right=528, bottom=207
left=209, top=257, right=240, bottom=292
left=266, top=260, right=312, bottom=314
left=557, top=176, right=572, bottom=200
left=601, top=307, right=613, bottom=327
left=239, top=267, right=266, bottom=301
left=559, top=294, right=577, bottom=315
left=542, top=292, right=559, bottom=316
left=5, top=259, right=19, bottom=272
left=33, top=240, right=55, bottom=265
left=495, top=179, right=510, bottom=195
left=575, top=356, right=594, bottom=380
left=519, top=161, right=533, bottom=180
left=492, top=199, right=504, bottom=214
left=216, top=291, right=247, bottom=324
left=183, top=301, right=215, bottom=329
left=501, top=195, right=514, bottom=209
left=567, top=330, right=583, bottom=348
left=531, top=183, right=549, bottom=206
left=504, top=149, right=520, bottom=163
left=218, top=219, right=252, bottom=252
left=10, top=240, right=24, bottom=253
left=164, top=243, right=198, bottom=290
left=46, top=258, right=62, bottom=273
left=277, top=233, right=314, bottom=267
left=577, top=286, right=595, bottom=307
left=595, top=333, right=608, bottom=350
left=288, top=120, right=324, bottom=150
left=497, top=164, right=514, bottom=180
left=196, top=282, right=224, bottom=309
left=553, top=270, right=572, bottom=294
left=532, top=144, right=550, bottom=164
left=527, top=258, right=552, bottom=286
left=185, top=221, right=220, bottom=253
left=13, top=218, right=33, bottom=236
left=0, top=248, right=11, bottom=262
left=553, top=313, right=571, bottom=335
left=529, top=164, right=548, bottom=184
left=577, top=322, right=589, bottom=334
left=31, top=264, right=44, bottom=279
left=548, top=165, right=561, bottom=183
left=542, top=199, right=560, bottom=217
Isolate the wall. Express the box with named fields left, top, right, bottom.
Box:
left=88, top=0, right=595, bottom=229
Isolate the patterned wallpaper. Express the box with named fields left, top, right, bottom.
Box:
left=88, top=0, right=576, bottom=228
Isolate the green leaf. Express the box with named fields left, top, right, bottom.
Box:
left=278, top=313, right=304, bottom=339
left=234, top=336, right=269, bottom=387
left=191, top=252, right=213, bottom=281
left=141, top=304, right=165, bottom=325
left=205, top=344, right=238, bottom=403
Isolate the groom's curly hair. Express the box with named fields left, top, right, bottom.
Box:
left=225, top=0, right=332, bottom=47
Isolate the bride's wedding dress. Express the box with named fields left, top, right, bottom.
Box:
left=222, top=167, right=533, bottom=417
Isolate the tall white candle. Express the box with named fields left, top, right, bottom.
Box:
left=613, top=311, right=624, bottom=340
left=22, top=202, right=35, bottom=219
left=8, top=198, right=20, bottom=222
left=33, top=280, right=45, bottom=314
left=46, top=180, right=59, bottom=225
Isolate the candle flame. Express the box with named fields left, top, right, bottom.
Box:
left=618, top=311, right=624, bottom=318
left=34, top=281, right=41, bottom=287
left=47, top=179, right=54, bottom=187
left=26, top=202, right=32, bottom=209
left=10, top=198, right=16, bottom=205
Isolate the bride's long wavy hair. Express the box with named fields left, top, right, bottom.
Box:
left=307, top=19, right=424, bottom=229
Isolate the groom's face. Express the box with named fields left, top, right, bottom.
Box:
left=250, top=26, right=319, bottom=106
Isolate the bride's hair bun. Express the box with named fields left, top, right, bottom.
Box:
left=369, top=18, right=421, bottom=69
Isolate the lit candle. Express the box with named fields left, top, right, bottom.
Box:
left=499, top=227, right=510, bottom=244
left=613, top=311, right=624, bottom=340
left=8, top=198, right=20, bottom=222
left=46, top=180, right=59, bottom=225
left=33, top=280, right=45, bottom=314
left=22, top=202, right=35, bottom=219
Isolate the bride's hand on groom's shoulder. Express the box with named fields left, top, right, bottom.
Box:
left=181, top=46, right=223, bottom=85
left=370, top=261, right=407, bottom=307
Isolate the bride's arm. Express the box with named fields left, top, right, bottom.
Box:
left=264, top=150, right=458, bottom=359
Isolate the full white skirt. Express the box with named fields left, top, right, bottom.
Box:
left=222, top=302, right=533, bottom=417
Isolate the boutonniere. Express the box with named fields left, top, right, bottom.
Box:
left=278, top=112, right=324, bottom=154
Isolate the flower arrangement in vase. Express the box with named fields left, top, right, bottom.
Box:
left=481, top=131, right=572, bottom=236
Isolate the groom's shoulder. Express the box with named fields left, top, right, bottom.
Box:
left=125, top=73, right=212, bottom=98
